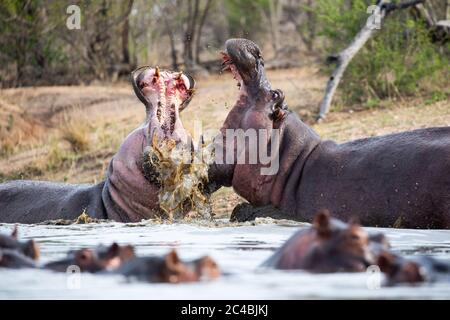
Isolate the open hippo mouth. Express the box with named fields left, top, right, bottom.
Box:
left=131, top=66, right=195, bottom=143
left=222, top=39, right=287, bottom=120
left=221, top=38, right=266, bottom=93
left=130, top=66, right=212, bottom=219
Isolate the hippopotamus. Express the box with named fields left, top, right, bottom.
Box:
left=263, top=210, right=450, bottom=285
left=0, top=228, right=221, bottom=284
left=377, top=251, right=450, bottom=285
left=0, top=226, right=39, bottom=268
left=43, top=246, right=220, bottom=283
left=263, top=210, right=389, bottom=272
left=0, top=226, right=39, bottom=260
left=44, top=242, right=135, bottom=273
left=113, top=249, right=221, bottom=283
left=0, top=67, right=195, bottom=223
left=209, top=38, right=450, bottom=229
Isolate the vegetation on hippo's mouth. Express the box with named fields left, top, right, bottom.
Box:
left=313, top=0, right=449, bottom=107
left=144, top=136, right=214, bottom=220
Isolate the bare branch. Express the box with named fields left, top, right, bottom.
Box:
left=317, top=0, right=426, bottom=121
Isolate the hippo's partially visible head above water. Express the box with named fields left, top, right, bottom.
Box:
left=113, top=249, right=221, bottom=283
left=0, top=226, right=39, bottom=260
left=0, top=226, right=40, bottom=268
left=264, top=210, right=390, bottom=273
left=44, top=242, right=135, bottom=273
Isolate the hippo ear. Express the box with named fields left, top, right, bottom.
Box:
left=131, top=66, right=151, bottom=106
left=376, top=251, right=396, bottom=275
left=23, top=240, right=40, bottom=260
left=165, top=249, right=181, bottom=269
left=11, top=225, right=18, bottom=239
left=106, top=242, right=120, bottom=258
left=313, top=209, right=331, bottom=237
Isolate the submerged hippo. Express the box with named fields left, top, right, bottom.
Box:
left=263, top=210, right=450, bottom=285
left=0, top=226, right=40, bottom=268
left=44, top=242, right=136, bottom=272
left=209, top=38, right=450, bottom=228
left=377, top=250, right=450, bottom=285
left=263, top=210, right=389, bottom=272
left=0, top=226, right=39, bottom=260
left=0, top=67, right=195, bottom=223
left=0, top=227, right=221, bottom=284
left=112, top=249, right=221, bottom=283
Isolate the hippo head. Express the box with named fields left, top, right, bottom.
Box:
left=222, top=38, right=269, bottom=94
left=131, top=66, right=195, bottom=144
left=271, top=210, right=390, bottom=273
left=216, top=39, right=305, bottom=206
left=376, top=251, right=425, bottom=285
left=157, top=250, right=221, bottom=283
left=105, top=67, right=196, bottom=221
left=45, top=243, right=135, bottom=273
left=0, top=226, right=40, bottom=260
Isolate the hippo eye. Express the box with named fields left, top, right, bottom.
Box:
left=350, top=234, right=360, bottom=241
left=271, top=91, right=279, bottom=100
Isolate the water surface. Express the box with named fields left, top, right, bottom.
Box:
left=1, top=219, right=450, bottom=299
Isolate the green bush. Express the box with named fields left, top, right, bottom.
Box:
left=314, top=0, right=449, bottom=106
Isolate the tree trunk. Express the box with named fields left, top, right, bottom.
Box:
left=268, top=0, right=282, bottom=57
left=163, top=14, right=179, bottom=70
left=194, top=0, right=213, bottom=64
left=121, top=0, right=134, bottom=65
left=447, top=0, right=450, bottom=20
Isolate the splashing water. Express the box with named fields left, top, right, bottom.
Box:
left=144, top=136, right=215, bottom=220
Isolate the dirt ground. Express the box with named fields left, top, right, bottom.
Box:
left=0, top=66, right=449, bottom=217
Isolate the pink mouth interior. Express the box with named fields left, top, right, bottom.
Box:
left=222, top=53, right=243, bottom=90
left=138, top=68, right=193, bottom=138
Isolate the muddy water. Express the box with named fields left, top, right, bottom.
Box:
left=1, top=219, right=450, bottom=299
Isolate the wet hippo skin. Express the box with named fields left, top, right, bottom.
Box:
left=211, top=38, right=450, bottom=229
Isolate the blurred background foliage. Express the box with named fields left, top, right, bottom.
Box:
left=0, top=0, right=448, bottom=107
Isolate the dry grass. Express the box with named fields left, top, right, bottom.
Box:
left=60, top=109, right=91, bottom=153
left=0, top=67, right=449, bottom=217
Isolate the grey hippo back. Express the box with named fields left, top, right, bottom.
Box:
left=0, top=180, right=107, bottom=223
